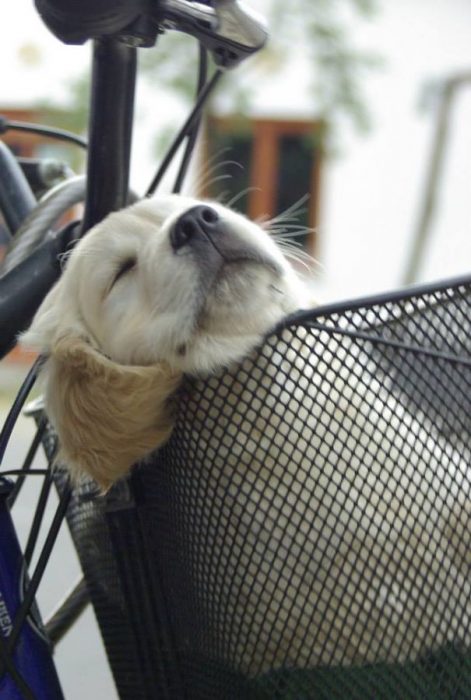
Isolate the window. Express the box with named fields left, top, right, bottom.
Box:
left=201, top=117, right=323, bottom=255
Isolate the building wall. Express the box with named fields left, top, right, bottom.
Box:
left=314, top=0, right=471, bottom=301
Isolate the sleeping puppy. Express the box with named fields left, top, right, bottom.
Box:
left=211, top=342, right=471, bottom=672
left=21, top=195, right=310, bottom=489
left=22, top=195, right=470, bottom=673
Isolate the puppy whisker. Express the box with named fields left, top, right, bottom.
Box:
left=196, top=172, right=235, bottom=193
left=267, top=194, right=311, bottom=227
left=194, top=151, right=244, bottom=194
left=269, top=226, right=316, bottom=239
left=226, top=186, right=260, bottom=209
left=276, top=247, right=316, bottom=272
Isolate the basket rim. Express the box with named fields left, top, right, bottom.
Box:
left=277, top=272, right=471, bottom=331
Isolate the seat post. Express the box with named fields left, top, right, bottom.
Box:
left=81, top=37, right=137, bottom=234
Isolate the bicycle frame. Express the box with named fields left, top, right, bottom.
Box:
left=81, top=37, right=137, bottom=233
left=0, top=141, right=36, bottom=236
left=0, top=34, right=139, bottom=699
left=0, top=2, right=267, bottom=695
left=0, top=480, right=64, bottom=700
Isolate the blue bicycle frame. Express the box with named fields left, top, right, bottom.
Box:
left=0, top=480, right=64, bottom=700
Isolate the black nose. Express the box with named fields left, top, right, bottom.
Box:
left=170, top=205, right=220, bottom=251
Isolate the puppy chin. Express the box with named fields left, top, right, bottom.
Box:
left=170, top=300, right=296, bottom=375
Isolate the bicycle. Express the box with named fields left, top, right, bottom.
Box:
left=0, top=1, right=470, bottom=699
left=0, top=2, right=266, bottom=697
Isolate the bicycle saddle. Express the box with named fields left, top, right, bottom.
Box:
left=34, top=0, right=149, bottom=45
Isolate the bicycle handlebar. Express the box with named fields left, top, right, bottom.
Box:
left=35, top=0, right=267, bottom=68
left=156, top=0, right=267, bottom=67
left=0, top=222, right=79, bottom=359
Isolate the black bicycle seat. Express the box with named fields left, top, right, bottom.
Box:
left=34, top=0, right=149, bottom=45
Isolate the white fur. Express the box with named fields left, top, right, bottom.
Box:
left=23, top=195, right=309, bottom=374
left=21, top=195, right=310, bottom=488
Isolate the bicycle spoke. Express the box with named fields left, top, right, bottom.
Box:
left=23, top=471, right=54, bottom=567
left=7, top=484, right=71, bottom=657
left=45, top=577, right=90, bottom=646
left=0, top=357, right=43, bottom=466
left=7, top=418, right=48, bottom=508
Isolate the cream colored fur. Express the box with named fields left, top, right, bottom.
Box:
left=21, top=194, right=308, bottom=488
left=43, top=335, right=180, bottom=490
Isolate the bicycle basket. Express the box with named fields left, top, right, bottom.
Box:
left=43, top=273, right=470, bottom=699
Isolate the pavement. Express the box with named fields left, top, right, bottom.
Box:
left=0, top=361, right=38, bottom=408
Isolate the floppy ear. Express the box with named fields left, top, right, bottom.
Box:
left=43, top=335, right=182, bottom=492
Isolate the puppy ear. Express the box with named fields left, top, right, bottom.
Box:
left=44, top=336, right=181, bottom=492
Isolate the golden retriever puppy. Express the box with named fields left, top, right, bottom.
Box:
left=22, top=195, right=470, bottom=674
left=21, top=195, right=310, bottom=489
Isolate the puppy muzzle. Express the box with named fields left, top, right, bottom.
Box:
left=170, top=204, right=282, bottom=275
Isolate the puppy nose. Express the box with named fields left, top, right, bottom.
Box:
left=170, top=205, right=220, bottom=251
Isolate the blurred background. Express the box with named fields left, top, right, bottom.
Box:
left=0, top=0, right=470, bottom=697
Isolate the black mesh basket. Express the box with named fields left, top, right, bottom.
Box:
left=46, top=274, right=471, bottom=699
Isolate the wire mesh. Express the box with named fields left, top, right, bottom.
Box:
left=47, top=274, right=470, bottom=699
left=0, top=358, right=68, bottom=698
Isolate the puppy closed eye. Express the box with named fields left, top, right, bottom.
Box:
left=110, top=257, right=137, bottom=290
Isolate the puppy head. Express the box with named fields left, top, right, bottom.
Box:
left=24, top=195, right=309, bottom=372
left=22, top=195, right=309, bottom=488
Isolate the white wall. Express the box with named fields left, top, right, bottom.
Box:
left=215, top=0, right=471, bottom=301
left=315, top=0, right=471, bottom=301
